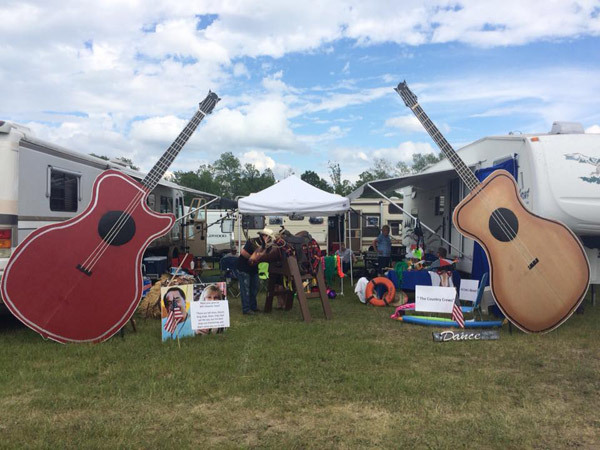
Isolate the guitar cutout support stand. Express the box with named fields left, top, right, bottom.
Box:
left=264, top=255, right=332, bottom=323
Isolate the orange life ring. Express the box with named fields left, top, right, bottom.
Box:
left=365, top=277, right=396, bottom=307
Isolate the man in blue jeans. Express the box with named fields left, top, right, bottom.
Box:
left=237, top=227, right=274, bottom=315
left=372, top=225, right=392, bottom=275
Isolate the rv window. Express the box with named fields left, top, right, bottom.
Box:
left=242, top=215, right=265, bottom=229
left=362, top=215, right=380, bottom=237
left=309, top=217, right=324, bottom=225
left=49, top=170, right=79, bottom=212
left=221, top=219, right=234, bottom=233
left=388, top=221, right=401, bottom=235
left=434, top=195, right=445, bottom=216
left=160, top=196, right=173, bottom=214
left=175, top=197, right=183, bottom=217
left=388, top=204, right=402, bottom=215
left=269, top=216, right=283, bottom=225
left=147, top=194, right=156, bottom=210
left=289, top=214, right=304, bottom=221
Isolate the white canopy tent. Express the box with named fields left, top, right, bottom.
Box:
left=237, top=175, right=351, bottom=292
left=238, top=175, right=349, bottom=215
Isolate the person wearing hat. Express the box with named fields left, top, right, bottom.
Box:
left=236, top=227, right=274, bottom=315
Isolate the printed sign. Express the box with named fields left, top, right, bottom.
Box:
left=160, top=284, right=194, bottom=341
left=432, top=330, right=500, bottom=342
left=459, top=279, right=479, bottom=302
left=191, top=301, right=230, bottom=331
left=415, top=285, right=456, bottom=313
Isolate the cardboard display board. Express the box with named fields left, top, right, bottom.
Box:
left=161, top=282, right=230, bottom=341
left=415, top=285, right=456, bottom=313
left=459, top=279, right=479, bottom=302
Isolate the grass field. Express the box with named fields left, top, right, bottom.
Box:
left=0, top=276, right=599, bottom=449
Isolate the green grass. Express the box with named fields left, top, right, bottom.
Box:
left=1, top=278, right=599, bottom=449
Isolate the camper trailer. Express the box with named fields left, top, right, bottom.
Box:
left=348, top=197, right=405, bottom=254
left=184, top=204, right=236, bottom=257
left=398, top=122, right=600, bottom=283
left=0, top=120, right=216, bottom=296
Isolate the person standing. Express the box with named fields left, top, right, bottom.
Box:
left=335, top=243, right=356, bottom=274
left=372, top=225, right=392, bottom=274
left=237, top=227, right=274, bottom=315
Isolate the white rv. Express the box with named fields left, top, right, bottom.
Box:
left=0, top=120, right=216, bottom=293
left=395, top=122, right=600, bottom=283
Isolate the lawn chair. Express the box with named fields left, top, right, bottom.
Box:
left=258, top=262, right=269, bottom=293
left=461, top=272, right=488, bottom=320
left=220, top=255, right=240, bottom=298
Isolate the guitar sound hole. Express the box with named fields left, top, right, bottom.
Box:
left=489, top=208, right=518, bottom=242
left=98, top=211, right=136, bottom=246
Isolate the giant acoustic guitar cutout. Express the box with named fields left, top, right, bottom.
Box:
left=395, top=82, right=589, bottom=333
left=1, top=92, right=220, bottom=343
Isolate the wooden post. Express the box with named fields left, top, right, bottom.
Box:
left=265, top=255, right=332, bottom=322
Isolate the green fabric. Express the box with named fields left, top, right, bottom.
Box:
left=324, top=255, right=337, bottom=286
left=394, top=261, right=408, bottom=286
left=258, top=262, right=269, bottom=280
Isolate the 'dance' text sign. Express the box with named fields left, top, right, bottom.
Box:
left=415, top=285, right=456, bottom=313
left=432, top=330, right=500, bottom=342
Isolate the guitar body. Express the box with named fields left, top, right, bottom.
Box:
left=0, top=170, right=174, bottom=343
left=453, top=170, right=590, bottom=333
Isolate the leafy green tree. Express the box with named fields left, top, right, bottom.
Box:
left=327, top=162, right=353, bottom=196
left=412, top=152, right=444, bottom=173
left=300, top=170, right=333, bottom=192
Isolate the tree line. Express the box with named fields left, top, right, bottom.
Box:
left=92, top=151, right=443, bottom=201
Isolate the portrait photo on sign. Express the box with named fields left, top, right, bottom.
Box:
left=191, top=282, right=230, bottom=336
left=160, top=284, right=194, bottom=341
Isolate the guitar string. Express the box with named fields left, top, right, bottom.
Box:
left=80, top=103, right=214, bottom=272
left=414, top=104, right=539, bottom=263
left=406, top=97, right=570, bottom=311
left=83, top=107, right=210, bottom=271
left=407, top=97, right=551, bottom=277
left=82, top=112, right=206, bottom=271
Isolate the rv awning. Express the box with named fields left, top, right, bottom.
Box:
left=238, top=175, right=350, bottom=215
left=347, top=168, right=460, bottom=200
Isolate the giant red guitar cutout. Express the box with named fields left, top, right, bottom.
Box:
left=1, top=92, right=220, bottom=343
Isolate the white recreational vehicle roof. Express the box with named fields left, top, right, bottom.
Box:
left=5, top=122, right=217, bottom=199
left=348, top=122, right=593, bottom=199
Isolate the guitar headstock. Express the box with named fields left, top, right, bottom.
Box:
left=199, top=91, right=221, bottom=115
left=395, top=81, right=418, bottom=108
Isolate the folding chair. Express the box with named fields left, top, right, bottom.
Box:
left=219, top=255, right=240, bottom=298
left=461, top=272, right=488, bottom=320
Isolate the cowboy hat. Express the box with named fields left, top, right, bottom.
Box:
left=257, top=227, right=275, bottom=238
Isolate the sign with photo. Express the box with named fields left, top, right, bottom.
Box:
left=160, top=284, right=194, bottom=341
left=191, top=282, right=230, bottom=335
left=459, top=279, right=479, bottom=302
left=415, top=285, right=456, bottom=313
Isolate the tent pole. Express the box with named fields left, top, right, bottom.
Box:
left=237, top=212, right=241, bottom=256
left=348, top=210, right=354, bottom=286
left=338, top=214, right=343, bottom=296
left=366, top=183, right=471, bottom=260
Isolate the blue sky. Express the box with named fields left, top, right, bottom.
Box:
left=1, top=0, right=599, bottom=184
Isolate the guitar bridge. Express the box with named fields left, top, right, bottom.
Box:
left=76, top=264, right=92, bottom=276
left=528, top=258, right=539, bottom=270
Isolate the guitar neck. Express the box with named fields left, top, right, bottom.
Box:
left=142, top=91, right=220, bottom=192
left=397, top=85, right=480, bottom=191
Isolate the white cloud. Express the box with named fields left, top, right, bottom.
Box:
left=586, top=124, right=600, bottom=134
left=385, top=115, right=425, bottom=133
left=241, top=150, right=291, bottom=178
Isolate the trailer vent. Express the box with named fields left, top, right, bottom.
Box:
left=550, top=122, right=584, bottom=135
